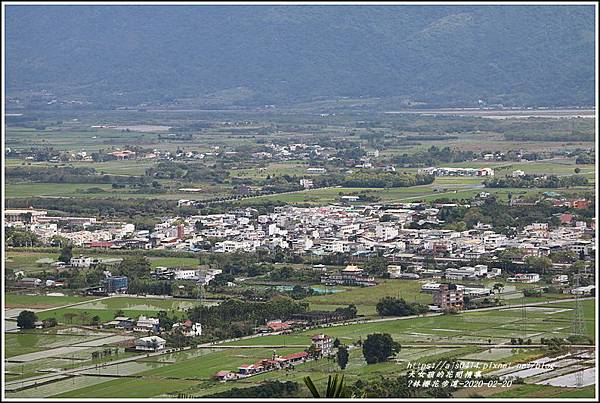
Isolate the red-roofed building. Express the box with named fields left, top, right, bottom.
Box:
left=215, top=370, right=236, bottom=381
left=560, top=213, right=573, bottom=225
left=110, top=150, right=136, bottom=160
left=572, top=199, right=590, bottom=209
left=238, top=364, right=259, bottom=375
left=281, top=351, right=308, bottom=363
left=266, top=320, right=292, bottom=332
left=86, top=241, right=115, bottom=249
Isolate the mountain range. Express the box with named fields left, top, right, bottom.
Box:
left=5, top=5, right=596, bottom=109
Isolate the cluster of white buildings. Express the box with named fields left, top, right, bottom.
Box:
left=151, top=266, right=223, bottom=286
left=6, top=203, right=594, bottom=263
left=418, top=167, right=495, bottom=177
left=254, top=143, right=337, bottom=162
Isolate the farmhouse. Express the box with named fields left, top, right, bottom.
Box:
left=172, top=320, right=202, bottom=337
left=104, top=316, right=135, bottom=330
left=70, top=255, right=93, bottom=268
left=134, top=315, right=160, bottom=333
left=110, top=150, right=136, bottom=160
left=135, top=336, right=166, bottom=352
left=215, top=370, right=236, bottom=381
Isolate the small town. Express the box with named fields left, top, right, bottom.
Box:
left=3, top=2, right=596, bottom=400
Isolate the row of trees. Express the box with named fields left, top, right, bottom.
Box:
left=393, top=145, right=474, bottom=167
left=6, top=227, right=41, bottom=247
left=375, top=297, right=428, bottom=317
left=187, top=296, right=308, bottom=340
left=438, top=197, right=568, bottom=232
left=205, top=380, right=299, bottom=398
left=6, top=197, right=197, bottom=220
left=6, top=166, right=148, bottom=185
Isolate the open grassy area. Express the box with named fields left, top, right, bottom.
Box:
left=5, top=251, right=60, bottom=273
left=34, top=296, right=208, bottom=325
left=237, top=179, right=593, bottom=206
left=5, top=293, right=94, bottom=309
left=148, top=256, right=200, bottom=268
left=307, top=278, right=573, bottom=317
left=230, top=162, right=310, bottom=180
left=307, top=279, right=432, bottom=316
left=5, top=158, right=156, bottom=176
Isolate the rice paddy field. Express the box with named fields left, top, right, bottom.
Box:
left=5, top=297, right=594, bottom=398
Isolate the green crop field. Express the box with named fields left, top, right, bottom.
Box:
left=304, top=276, right=573, bottom=317
left=4, top=128, right=160, bottom=152
left=4, top=182, right=237, bottom=200
left=148, top=256, right=200, bottom=268
left=52, top=378, right=198, bottom=398
left=5, top=159, right=156, bottom=176
left=5, top=183, right=118, bottom=198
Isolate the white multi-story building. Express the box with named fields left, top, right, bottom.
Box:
left=507, top=273, right=540, bottom=283
left=134, top=316, right=160, bottom=333
left=173, top=269, right=200, bottom=281
left=311, top=334, right=334, bottom=356
left=70, top=255, right=93, bottom=268
left=387, top=265, right=403, bottom=278
left=300, top=179, right=314, bottom=189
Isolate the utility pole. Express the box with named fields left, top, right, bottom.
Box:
left=571, top=267, right=587, bottom=387
left=521, top=296, right=527, bottom=341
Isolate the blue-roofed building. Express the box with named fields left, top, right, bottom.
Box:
left=102, top=276, right=128, bottom=293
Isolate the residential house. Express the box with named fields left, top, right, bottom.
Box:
left=135, top=336, right=166, bottom=352
left=134, top=315, right=160, bottom=333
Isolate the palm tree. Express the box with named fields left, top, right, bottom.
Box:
left=303, top=374, right=350, bottom=398
left=493, top=283, right=504, bottom=303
